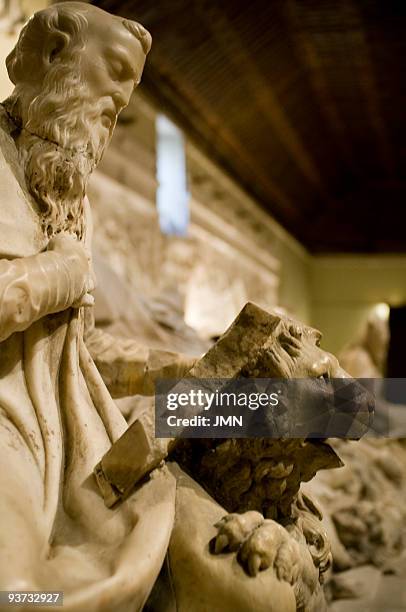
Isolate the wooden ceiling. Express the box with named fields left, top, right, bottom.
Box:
left=94, top=0, right=406, bottom=253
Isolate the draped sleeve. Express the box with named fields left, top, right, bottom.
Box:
left=0, top=248, right=88, bottom=342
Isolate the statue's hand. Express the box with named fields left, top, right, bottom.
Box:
left=47, top=233, right=95, bottom=308
left=213, top=512, right=301, bottom=583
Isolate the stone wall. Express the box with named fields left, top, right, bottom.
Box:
left=89, top=91, right=310, bottom=339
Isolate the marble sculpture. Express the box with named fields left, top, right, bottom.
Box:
left=0, top=3, right=192, bottom=610
left=0, top=3, right=371, bottom=611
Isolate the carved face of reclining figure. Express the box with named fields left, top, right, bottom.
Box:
left=173, top=311, right=373, bottom=521
left=246, top=317, right=346, bottom=379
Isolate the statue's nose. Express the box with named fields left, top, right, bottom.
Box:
left=112, top=91, right=127, bottom=111
left=332, top=364, right=351, bottom=379
left=311, top=353, right=350, bottom=379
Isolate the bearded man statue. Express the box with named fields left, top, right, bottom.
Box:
left=0, top=3, right=194, bottom=609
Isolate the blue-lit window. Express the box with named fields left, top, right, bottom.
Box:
left=156, top=114, right=189, bottom=235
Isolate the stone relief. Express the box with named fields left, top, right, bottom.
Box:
left=305, top=437, right=406, bottom=611
left=306, top=311, right=406, bottom=610
left=88, top=168, right=279, bottom=341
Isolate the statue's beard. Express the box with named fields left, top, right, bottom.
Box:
left=14, top=60, right=111, bottom=239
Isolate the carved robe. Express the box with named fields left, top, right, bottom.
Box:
left=0, top=108, right=178, bottom=611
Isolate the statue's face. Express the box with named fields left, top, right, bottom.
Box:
left=259, top=319, right=350, bottom=379
left=8, top=5, right=149, bottom=237
left=288, top=326, right=349, bottom=378
left=77, top=15, right=146, bottom=144
left=16, top=10, right=147, bottom=154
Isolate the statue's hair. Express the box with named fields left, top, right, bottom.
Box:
left=6, top=3, right=151, bottom=85
left=122, top=18, right=152, bottom=54
left=242, top=315, right=323, bottom=379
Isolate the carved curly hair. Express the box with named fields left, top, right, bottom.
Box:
left=6, top=2, right=151, bottom=86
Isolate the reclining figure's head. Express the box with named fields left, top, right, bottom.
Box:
left=174, top=307, right=373, bottom=522
left=244, top=314, right=349, bottom=379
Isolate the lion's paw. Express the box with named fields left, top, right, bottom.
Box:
left=212, top=513, right=301, bottom=583
left=273, top=533, right=302, bottom=584
left=213, top=511, right=264, bottom=553
left=239, top=520, right=302, bottom=582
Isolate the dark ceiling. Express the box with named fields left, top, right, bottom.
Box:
left=94, top=0, right=406, bottom=253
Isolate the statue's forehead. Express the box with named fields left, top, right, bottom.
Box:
left=63, top=1, right=120, bottom=26
left=85, top=17, right=145, bottom=69
left=86, top=15, right=135, bottom=48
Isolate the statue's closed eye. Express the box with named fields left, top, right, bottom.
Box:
left=109, top=56, right=136, bottom=82
left=109, top=60, right=125, bottom=80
